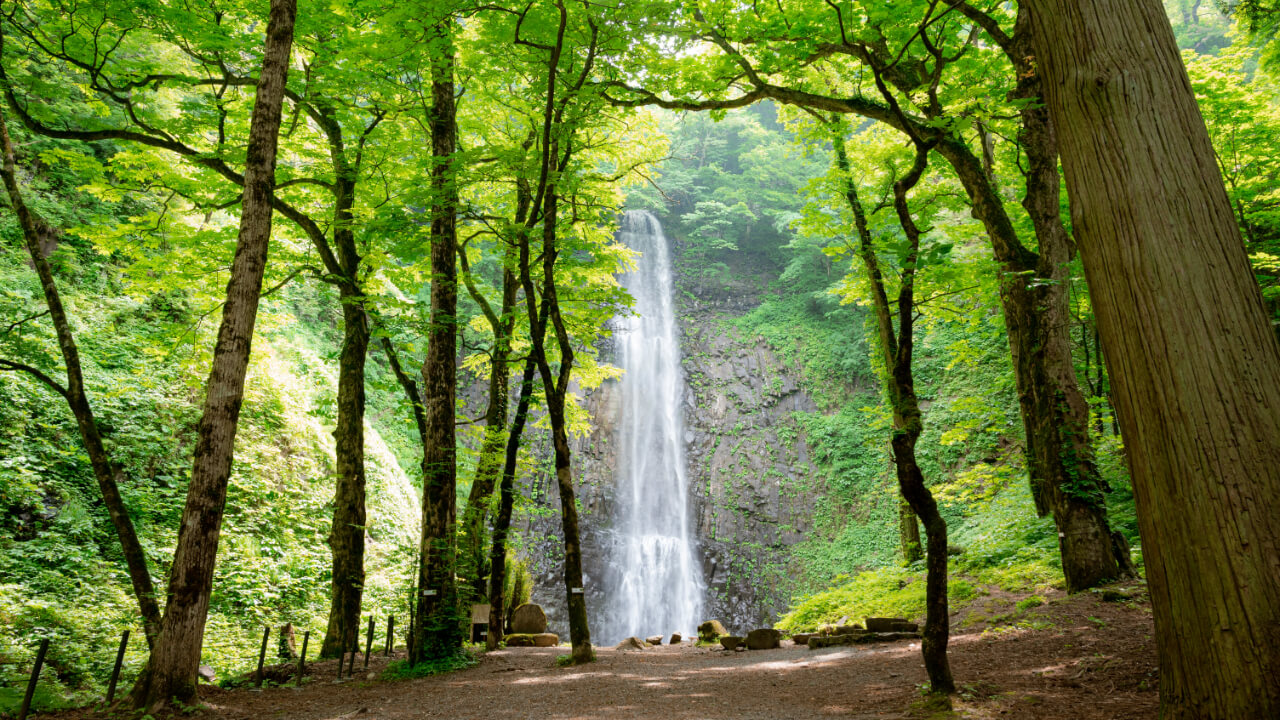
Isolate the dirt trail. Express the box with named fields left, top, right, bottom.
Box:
left=180, top=591, right=1156, bottom=720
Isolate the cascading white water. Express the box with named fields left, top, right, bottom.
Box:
left=600, top=210, right=704, bottom=643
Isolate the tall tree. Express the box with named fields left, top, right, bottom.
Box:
left=834, top=124, right=953, bottom=695
left=516, top=0, right=595, bottom=663
left=127, top=0, right=295, bottom=708
left=0, top=103, right=162, bottom=646
left=412, top=11, right=464, bottom=662
left=1026, top=0, right=1280, bottom=717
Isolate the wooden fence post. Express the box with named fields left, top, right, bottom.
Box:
left=105, top=630, right=129, bottom=703
left=363, top=617, right=374, bottom=670
left=385, top=616, right=394, bottom=656
left=255, top=626, right=270, bottom=689
left=296, top=631, right=309, bottom=688
left=17, top=638, right=50, bottom=720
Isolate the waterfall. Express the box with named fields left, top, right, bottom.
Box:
left=600, top=210, right=704, bottom=643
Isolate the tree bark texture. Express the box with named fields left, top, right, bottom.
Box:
left=127, top=0, right=295, bottom=707
left=0, top=109, right=163, bottom=645
left=1027, top=1, right=1280, bottom=717
left=321, top=283, right=369, bottom=657
left=412, top=17, right=462, bottom=663
left=899, top=500, right=922, bottom=563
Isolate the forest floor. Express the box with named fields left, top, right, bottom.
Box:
left=50, top=588, right=1158, bottom=720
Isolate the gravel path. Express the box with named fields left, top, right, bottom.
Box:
left=190, top=591, right=1157, bottom=720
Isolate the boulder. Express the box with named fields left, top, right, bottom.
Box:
left=790, top=633, right=814, bottom=646
left=510, top=603, right=548, bottom=634
left=504, top=632, right=559, bottom=647
left=864, top=617, right=911, bottom=632
left=745, top=628, right=781, bottom=650
left=616, top=636, right=647, bottom=651
left=198, top=665, right=216, bottom=683
left=719, top=635, right=744, bottom=651
left=669, top=633, right=682, bottom=645
left=646, top=635, right=663, bottom=646
left=889, top=622, right=919, bottom=633
left=698, top=620, right=728, bottom=641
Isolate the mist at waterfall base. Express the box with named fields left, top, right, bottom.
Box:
left=597, top=210, right=706, bottom=645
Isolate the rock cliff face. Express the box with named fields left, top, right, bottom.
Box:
left=518, top=269, right=824, bottom=639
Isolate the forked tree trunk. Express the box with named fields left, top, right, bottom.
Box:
left=127, top=0, right=295, bottom=707
left=1027, top=1, right=1280, bottom=717
left=0, top=109, right=163, bottom=645
left=838, top=135, right=952, bottom=693
left=521, top=198, right=592, bottom=664
left=412, top=16, right=462, bottom=663
left=1004, top=6, right=1123, bottom=591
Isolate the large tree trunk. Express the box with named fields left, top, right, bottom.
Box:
left=320, top=284, right=369, bottom=657
left=1027, top=1, right=1280, bottom=717
left=935, top=132, right=1121, bottom=592
left=126, top=0, right=295, bottom=707
left=412, top=16, right=462, bottom=663
left=0, top=109, right=163, bottom=646
left=1004, top=6, right=1123, bottom=591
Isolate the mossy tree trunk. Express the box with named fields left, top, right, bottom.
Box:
left=412, top=14, right=464, bottom=663
left=457, top=245, right=519, bottom=598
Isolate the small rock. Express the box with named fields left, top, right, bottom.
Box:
left=198, top=665, right=216, bottom=683
left=745, top=628, right=781, bottom=650
left=719, top=635, right=744, bottom=651
left=510, top=603, right=549, bottom=634
left=669, top=633, right=682, bottom=645
left=616, top=636, right=646, bottom=651
left=698, top=619, right=728, bottom=641
left=646, top=635, right=663, bottom=646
